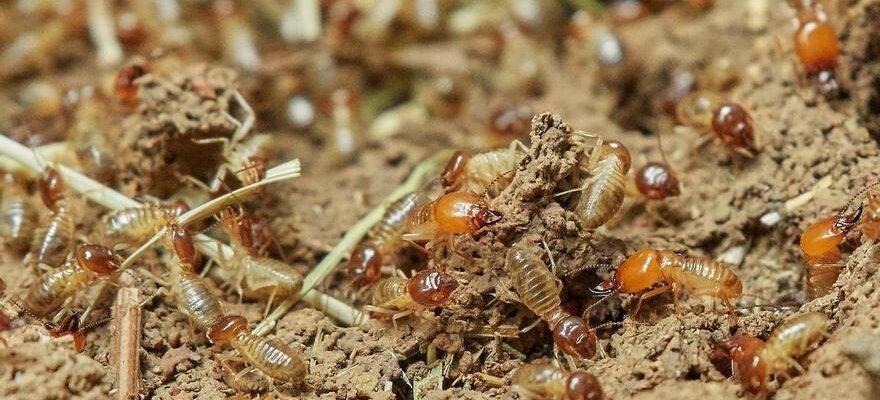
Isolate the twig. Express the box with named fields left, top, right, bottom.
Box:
left=252, top=150, right=452, bottom=336
left=87, top=0, right=124, bottom=67
left=111, top=288, right=142, bottom=400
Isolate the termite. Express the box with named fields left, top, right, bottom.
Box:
left=571, top=140, right=631, bottom=230
left=95, top=200, right=189, bottom=248
left=348, top=192, right=427, bottom=286
left=22, top=244, right=121, bottom=318
left=591, top=248, right=742, bottom=320
left=677, top=93, right=758, bottom=155
left=512, top=362, right=604, bottom=400
left=789, top=0, right=842, bottom=98
left=635, top=162, right=681, bottom=200
left=719, top=311, right=828, bottom=394
left=488, top=103, right=533, bottom=147
left=366, top=269, right=458, bottom=323
left=114, top=57, right=150, bottom=105
left=217, top=208, right=303, bottom=314
left=30, top=166, right=76, bottom=267
left=165, top=223, right=223, bottom=331
left=1, top=173, right=37, bottom=254
left=441, top=144, right=525, bottom=196
left=507, top=245, right=597, bottom=359
left=207, top=314, right=307, bottom=385
left=798, top=187, right=869, bottom=298
left=401, top=191, right=503, bottom=251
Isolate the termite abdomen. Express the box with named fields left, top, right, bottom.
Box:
left=207, top=315, right=307, bottom=384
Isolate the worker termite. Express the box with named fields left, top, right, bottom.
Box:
left=347, top=192, right=427, bottom=287
left=591, top=248, right=742, bottom=320
left=207, top=314, right=307, bottom=385
left=488, top=103, right=533, bottom=147
left=512, top=361, right=604, bottom=400
left=217, top=207, right=303, bottom=314
left=95, top=200, right=189, bottom=249
left=22, top=244, right=121, bottom=318
left=402, top=191, right=503, bottom=252
left=789, top=0, right=843, bottom=98
left=507, top=245, right=597, bottom=359
left=165, top=223, right=223, bottom=331
left=676, top=93, right=758, bottom=156
left=366, top=269, right=459, bottom=323
left=1, top=173, right=37, bottom=254
left=719, top=311, right=828, bottom=394
left=30, top=166, right=77, bottom=268
left=440, top=144, right=525, bottom=196
left=568, top=139, right=631, bottom=230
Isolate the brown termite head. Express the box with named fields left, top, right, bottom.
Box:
left=717, top=335, right=768, bottom=394
left=603, top=140, right=631, bottom=172
left=408, top=270, right=459, bottom=307
left=635, top=162, right=681, bottom=200
left=552, top=315, right=597, bottom=359
left=441, top=150, right=470, bottom=191
left=218, top=207, right=255, bottom=252
left=207, top=314, right=248, bottom=346
left=114, top=58, right=150, bottom=105
left=169, top=223, right=199, bottom=270
left=711, top=102, right=757, bottom=154
left=347, top=243, right=383, bottom=287
left=489, top=103, right=534, bottom=143
left=37, top=165, right=64, bottom=210
left=76, top=244, right=120, bottom=275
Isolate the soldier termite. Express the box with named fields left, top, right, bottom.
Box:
left=365, top=269, right=459, bottom=324
left=22, top=244, right=121, bottom=318
left=402, top=190, right=503, bottom=254
left=1, top=173, right=37, bottom=254
left=512, top=361, right=604, bottom=400
left=506, top=245, right=597, bottom=359
left=207, top=314, right=307, bottom=385
left=348, top=192, right=427, bottom=287
left=718, top=311, right=828, bottom=394
left=563, top=138, right=631, bottom=230
left=591, top=248, right=743, bottom=321
left=789, top=0, right=843, bottom=98
left=798, top=183, right=877, bottom=299
left=30, top=166, right=77, bottom=268
left=216, top=207, right=303, bottom=315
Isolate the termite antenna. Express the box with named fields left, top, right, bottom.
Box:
left=77, top=315, right=114, bottom=331
left=562, top=262, right=613, bottom=277
left=655, top=129, right=672, bottom=167
left=839, top=181, right=880, bottom=218
left=481, top=168, right=516, bottom=199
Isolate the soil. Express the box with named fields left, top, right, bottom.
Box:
left=1, top=1, right=880, bottom=399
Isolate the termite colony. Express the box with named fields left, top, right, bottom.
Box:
left=0, top=1, right=874, bottom=399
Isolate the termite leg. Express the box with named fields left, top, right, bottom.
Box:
left=632, top=284, right=673, bottom=317
left=519, top=318, right=543, bottom=334
left=721, top=297, right=738, bottom=325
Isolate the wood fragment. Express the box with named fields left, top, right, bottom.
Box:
left=111, top=288, right=142, bottom=400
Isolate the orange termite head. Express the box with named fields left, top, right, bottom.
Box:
left=207, top=314, right=248, bottom=346
left=434, top=192, right=503, bottom=233
left=218, top=207, right=255, bottom=251
left=37, top=165, right=64, bottom=210
left=552, top=315, right=597, bottom=359
left=591, top=248, right=662, bottom=296
left=635, top=162, right=681, bottom=200
left=407, top=270, right=459, bottom=307
left=799, top=205, right=862, bottom=258
left=565, top=371, right=604, bottom=400
left=75, top=244, right=120, bottom=275
left=717, top=335, right=768, bottom=394
left=441, top=150, right=470, bottom=191
left=347, top=243, right=383, bottom=287
left=168, top=224, right=199, bottom=270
